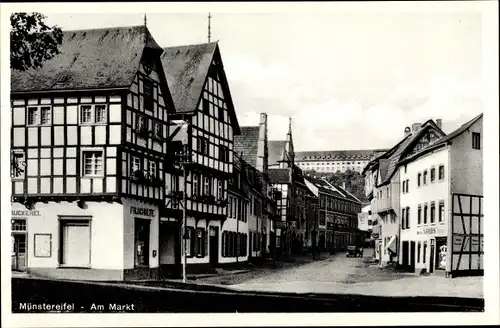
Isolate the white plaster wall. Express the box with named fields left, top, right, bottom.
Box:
left=14, top=201, right=124, bottom=269
left=399, top=148, right=450, bottom=270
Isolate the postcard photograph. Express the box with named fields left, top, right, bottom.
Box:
left=1, top=1, right=499, bottom=327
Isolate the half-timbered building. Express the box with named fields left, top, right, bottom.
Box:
left=159, top=42, right=241, bottom=272
left=234, top=113, right=278, bottom=261
left=267, top=120, right=308, bottom=256
left=10, top=26, right=176, bottom=280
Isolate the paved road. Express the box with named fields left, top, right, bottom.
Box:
left=226, top=249, right=483, bottom=299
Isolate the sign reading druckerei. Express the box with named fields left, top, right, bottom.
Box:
left=12, top=210, right=41, bottom=219
left=130, top=206, right=155, bottom=217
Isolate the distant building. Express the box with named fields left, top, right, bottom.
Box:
left=295, top=149, right=388, bottom=174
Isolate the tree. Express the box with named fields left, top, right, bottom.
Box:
left=10, top=12, right=63, bottom=71
left=326, top=169, right=367, bottom=203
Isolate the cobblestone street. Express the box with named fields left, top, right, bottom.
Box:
left=196, top=249, right=483, bottom=299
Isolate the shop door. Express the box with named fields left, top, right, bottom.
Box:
left=429, top=244, right=435, bottom=274
left=410, top=241, right=416, bottom=271
left=402, top=241, right=409, bottom=269
left=61, top=221, right=91, bottom=267
left=12, top=234, right=27, bottom=271
left=209, top=227, right=219, bottom=267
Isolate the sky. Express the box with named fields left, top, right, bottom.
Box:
left=40, top=5, right=484, bottom=151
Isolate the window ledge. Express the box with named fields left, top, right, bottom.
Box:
left=81, top=175, right=105, bottom=179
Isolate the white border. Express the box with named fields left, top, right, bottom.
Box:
left=1, top=1, right=499, bottom=327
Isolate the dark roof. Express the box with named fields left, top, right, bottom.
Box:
left=305, top=177, right=344, bottom=198
left=402, top=113, right=483, bottom=164
left=268, top=168, right=289, bottom=184
left=295, top=149, right=389, bottom=161
left=378, top=159, right=390, bottom=182
left=234, top=126, right=260, bottom=167
left=160, top=42, right=217, bottom=113
left=12, top=26, right=161, bottom=93
left=334, top=184, right=362, bottom=203
left=292, top=164, right=306, bottom=186
left=161, top=42, right=241, bottom=134
left=268, top=140, right=287, bottom=166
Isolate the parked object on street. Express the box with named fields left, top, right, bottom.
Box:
left=346, top=245, right=363, bottom=258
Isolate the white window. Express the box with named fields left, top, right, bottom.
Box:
left=131, top=156, right=141, bottom=174
left=149, top=161, right=157, bottom=178
left=154, top=122, right=163, bottom=138
left=95, top=105, right=106, bottom=123
left=27, top=106, right=51, bottom=125
left=204, top=176, right=210, bottom=195
left=79, top=104, right=107, bottom=124
left=193, top=174, right=199, bottom=195
left=136, top=115, right=146, bottom=130
left=82, top=151, right=104, bottom=176
left=80, top=105, right=93, bottom=123
left=217, top=180, right=223, bottom=199
left=11, top=151, right=26, bottom=178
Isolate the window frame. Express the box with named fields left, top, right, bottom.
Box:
left=143, top=78, right=155, bottom=112
left=438, top=201, right=445, bottom=223
left=472, top=132, right=481, bottom=150
left=79, top=104, right=107, bottom=125
left=81, top=149, right=104, bottom=177
left=11, top=150, right=26, bottom=179
left=27, top=105, right=52, bottom=126
left=438, top=165, right=445, bottom=180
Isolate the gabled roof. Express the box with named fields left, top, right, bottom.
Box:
left=160, top=42, right=241, bottom=134
left=160, top=42, right=217, bottom=113
left=234, top=126, right=260, bottom=167
left=12, top=26, right=161, bottom=93
left=401, top=113, right=483, bottom=164
left=334, top=184, right=362, bottom=204
left=268, top=168, right=289, bottom=184
left=268, top=140, right=287, bottom=166
left=305, top=177, right=344, bottom=198
left=379, top=120, right=445, bottom=185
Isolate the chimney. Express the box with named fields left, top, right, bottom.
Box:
left=411, top=123, right=422, bottom=133
left=404, top=126, right=411, bottom=138
left=256, top=113, right=268, bottom=173
left=436, top=119, right=442, bottom=129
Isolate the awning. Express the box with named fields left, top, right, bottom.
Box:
left=386, top=235, right=397, bottom=254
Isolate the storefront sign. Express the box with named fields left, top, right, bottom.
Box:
left=416, top=226, right=446, bottom=236
left=12, top=210, right=41, bottom=219
left=130, top=206, right=155, bottom=217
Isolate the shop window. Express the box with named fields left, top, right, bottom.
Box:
left=34, top=233, right=52, bottom=258
left=185, top=227, right=194, bottom=257
left=60, top=219, right=91, bottom=267
left=194, top=228, right=205, bottom=257
left=423, top=242, right=427, bottom=264
left=11, top=151, right=26, bottom=179
left=134, top=219, right=150, bottom=266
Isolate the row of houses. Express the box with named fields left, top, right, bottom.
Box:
left=10, top=24, right=361, bottom=281
left=363, top=115, right=483, bottom=278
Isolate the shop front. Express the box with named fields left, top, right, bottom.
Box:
left=11, top=197, right=160, bottom=281
left=413, top=225, right=447, bottom=274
